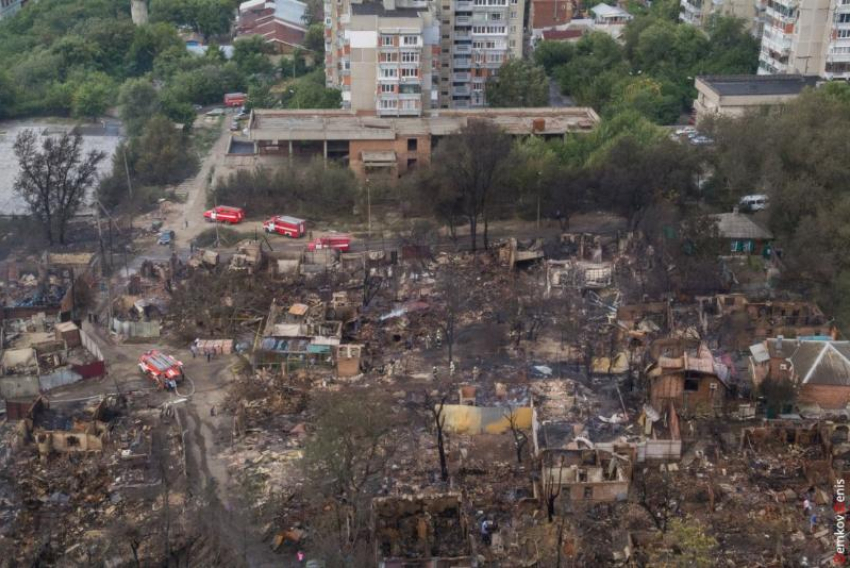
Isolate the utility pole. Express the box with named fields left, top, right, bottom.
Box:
left=122, top=146, right=133, bottom=199
left=536, top=170, right=542, bottom=231
left=366, top=178, right=372, bottom=240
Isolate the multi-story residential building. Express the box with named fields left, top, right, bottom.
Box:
left=236, top=0, right=309, bottom=53
left=325, top=0, right=440, bottom=116
left=679, top=0, right=755, bottom=30
left=326, top=0, right=525, bottom=111
left=0, top=0, right=22, bottom=20
left=437, top=0, right=525, bottom=108
left=755, top=0, right=850, bottom=79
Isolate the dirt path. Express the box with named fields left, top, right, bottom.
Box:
left=150, top=118, right=231, bottom=249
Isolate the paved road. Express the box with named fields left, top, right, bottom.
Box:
left=549, top=78, right=574, bottom=108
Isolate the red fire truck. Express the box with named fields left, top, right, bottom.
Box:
left=306, top=233, right=352, bottom=252
left=138, top=350, right=184, bottom=388
left=224, top=92, right=247, bottom=107
left=263, top=215, right=306, bottom=238
left=204, top=206, right=245, bottom=224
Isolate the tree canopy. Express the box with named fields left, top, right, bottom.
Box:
left=537, top=13, right=758, bottom=124
left=486, top=59, right=549, bottom=107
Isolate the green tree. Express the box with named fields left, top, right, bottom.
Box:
left=126, top=23, right=184, bottom=75
left=130, top=115, right=199, bottom=185
left=71, top=73, right=114, bottom=119
left=283, top=70, right=341, bottom=109
left=303, top=23, right=325, bottom=55
left=233, top=35, right=275, bottom=77
left=0, top=70, right=16, bottom=118
left=246, top=83, right=277, bottom=110
left=486, top=59, right=549, bottom=107
left=118, top=78, right=161, bottom=136
left=533, top=40, right=575, bottom=74
left=653, top=517, right=717, bottom=567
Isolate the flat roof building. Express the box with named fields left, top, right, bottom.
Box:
left=693, top=74, right=819, bottom=121
left=219, top=107, right=599, bottom=181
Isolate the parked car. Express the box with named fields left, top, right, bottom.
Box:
left=157, top=230, right=175, bottom=245
left=204, top=206, right=245, bottom=224
left=739, top=194, right=769, bottom=212
left=307, top=233, right=352, bottom=252
left=263, top=215, right=306, bottom=238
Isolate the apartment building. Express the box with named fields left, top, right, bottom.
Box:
left=756, top=0, right=850, bottom=78
left=679, top=0, right=755, bottom=29
left=0, top=0, right=22, bottom=21
left=325, top=0, right=440, bottom=116
left=436, top=0, right=525, bottom=108
left=326, top=0, right=525, bottom=111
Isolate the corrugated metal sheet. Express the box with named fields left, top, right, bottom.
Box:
left=38, top=368, right=82, bottom=391
left=111, top=318, right=161, bottom=338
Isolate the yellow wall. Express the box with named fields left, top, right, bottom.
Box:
left=440, top=404, right=532, bottom=435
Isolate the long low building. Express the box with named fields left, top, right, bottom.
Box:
left=223, top=107, right=599, bottom=181
left=693, top=75, right=819, bottom=122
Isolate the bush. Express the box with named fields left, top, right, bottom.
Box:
left=212, top=160, right=358, bottom=220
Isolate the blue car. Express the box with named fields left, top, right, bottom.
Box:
left=158, top=230, right=175, bottom=245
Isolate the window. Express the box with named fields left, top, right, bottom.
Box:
left=684, top=377, right=700, bottom=391
left=380, top=99, right=398, bottom=109
left=381, top=35, right=394, bottom=46
left=473, top=25, right=486, bottom=33
left=490, top=12, right=502, bottom=20
left=510, top=25, right=517, bottom=33
left=510, top=9, right=518, bottom=18
left=408, top=138, right=418, bottom=151
left=509, top=39, right=516, bottom=48
left=381, top=52, right=398, bottom=62
left=380, top=84, right=395, bottom=93
left=838, top=13, right=850, bottom=23
left=583, top=487, right=593, bottom=500
left=380, top=68, right=398, bottom=78
left=401, top=68, right=419, bottom=78
left=402, top=51, right=419, bottom=63
left=402, top=35, right=419, bottom=46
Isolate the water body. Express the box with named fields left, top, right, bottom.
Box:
left=0, top=118, right=124, bottom=214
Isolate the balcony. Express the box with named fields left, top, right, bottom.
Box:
left=453, top=58, right=472, bottom=69
left=454, top=44, right=472, bottom=54
left=454, top=30, right=472, bottom=39
left=761, top=27, right=792, bottom=53
left=456, top=0, right=473, bottom=8
left=452, top=71, right=471, bottom=81
left=453, top=85, right=471, bottom=96
left=456, top=15, right=471, bottom=24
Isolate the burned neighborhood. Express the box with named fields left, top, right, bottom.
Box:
left=4, top=2, right=850, bottom=565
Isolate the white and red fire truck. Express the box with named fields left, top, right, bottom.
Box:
left=139, top=350, right=184, bottom=389
left=262, top=215, right=306, bottom=238
left=203, top=206, right=245, bottom=224
left=306, top=233, right=352, bottom=252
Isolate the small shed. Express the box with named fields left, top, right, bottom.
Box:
left=54, top=321, right=81, bottom=349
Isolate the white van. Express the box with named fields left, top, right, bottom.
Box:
left=739, top=194, right=769, bottom=212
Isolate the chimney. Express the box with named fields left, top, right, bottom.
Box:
left=775, top=335, right=784, bottom=355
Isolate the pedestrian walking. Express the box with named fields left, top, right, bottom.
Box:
left=184, top=218, right=189, bottom=229
left=206, top=350, right=211, bottom=362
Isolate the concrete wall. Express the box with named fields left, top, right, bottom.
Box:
left=441, top=404, right=532, bottom=435
left=349, top=134, right=431, bottom=180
